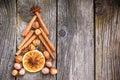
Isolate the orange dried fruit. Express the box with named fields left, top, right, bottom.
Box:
left=23, top=50, right=45, bottom=72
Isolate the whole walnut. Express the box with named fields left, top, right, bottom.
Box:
left=15, top=55, right=22, bottom=63
left=29, top=44, right=35, bottom=51
left=33, top=39, right=40, bottom=46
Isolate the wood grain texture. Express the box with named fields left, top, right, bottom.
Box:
left=16, top=0, right=56, bottom=80
left=95, top=0, right=120, bottom=80
left=0, top=0, right=16, bottom=80
left=57, top=0, right=94, bottom=80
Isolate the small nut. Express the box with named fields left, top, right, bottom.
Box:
left=12, top=69, right=19, bottom=76
left=35, top=29, right=41, bottom=35
left=45, top=60, right=53, bottom=68
left=33, top=21, right=40, bottom=29
left=15, top=55, right=22, bottom=63
left=41, top=67, right=50, bottom=74
left=19, top=68, right=26, bottom=76
left=22, top=48, right=29, bottom=54
left=50, top=67, right=57, bottom=75
left=33, top=39, right=40, bottom=46
left=29, top=44, right=35, bottom=51
left=43, top=51, right=50, bottom=59
left=14, top=63, right=22, bottom=70
left=39, top=46, right=45, bottom=52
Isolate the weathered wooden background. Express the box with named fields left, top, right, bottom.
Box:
left=0, top=0, right=120, bottom=80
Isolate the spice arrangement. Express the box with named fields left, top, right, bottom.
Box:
left=12, top=6, right=57, bottom=77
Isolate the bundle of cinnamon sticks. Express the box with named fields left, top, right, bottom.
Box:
left=16, top=6, right=56, bottom=60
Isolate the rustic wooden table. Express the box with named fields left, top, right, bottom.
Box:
left=0, top=0, right=120, bottom=80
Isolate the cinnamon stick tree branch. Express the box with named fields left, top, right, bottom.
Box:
left=18, top=30, right=34, bottom=49
left=22, top=15, right=37, bottom=36
left=39, top=28, right=55, bottom=51
left=38, top=35, right=56, bottom=59
left=35, top=12, right=49, bottom=35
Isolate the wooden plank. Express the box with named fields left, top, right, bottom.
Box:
left=16, top=0, right=56, bottom=80
left=95, top=0, right=120, bottom=80
left=57, top=0, right=94, bottom=80
left=0, top=0, right=16, bottom=80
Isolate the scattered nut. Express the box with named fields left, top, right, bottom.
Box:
left=22, top=48, right=29, bottom=54
left=33, top=39, right=40, bottom=46
left=43, top=51, right=50, bottom=59
left=41, top=67, right=50, bottom=74
left=45, top=60, right=53, bottom=68
left=29, top=44, right=35, bottom=51
left=50, top=67, right=57, bottom=75
left=12, top=69, right=19, bottom=76
left=14, top=63, right=22, bottom=70
left=15, top=55, right=22, bottom=63
left=33, top=21, right=40, bottom=29
left=19, top=68, right=26, bottom=76
left=39, top=46, right=45, bottom=52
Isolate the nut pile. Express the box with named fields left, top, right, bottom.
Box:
left=12, top=6, right=57, bottom=77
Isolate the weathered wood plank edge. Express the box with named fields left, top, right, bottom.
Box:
left=0, top=0, right=16, bottom=80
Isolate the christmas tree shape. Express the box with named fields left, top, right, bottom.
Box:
left=11, top=6, right=57, bottom=77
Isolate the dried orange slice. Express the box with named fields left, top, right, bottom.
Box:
left=23, top=50, right=45, bottom=72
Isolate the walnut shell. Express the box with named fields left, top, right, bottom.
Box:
left=15, top=55, right=22, bottom=63
left=29, top=44, right=35, bottom=51
left=33, top=39, right=40, bottom=46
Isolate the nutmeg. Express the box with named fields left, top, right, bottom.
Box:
left=14, top=63, right=22, bottom=70
left=33, top=39, right=40, bottom=46
left=50, top=67, right=57, bottom=75
left=19, top=68, right=26, bottom=76
left=29, top=44, right=35, bottom=51
left=41, top=67, right=50, bottom=74
left=15, top=55, right=22, bottom=63
left=12, top=69, right=19, bottom=76
left=45, top=60, right=53, bottom=68
left=43, top=51, right=50, bottom=59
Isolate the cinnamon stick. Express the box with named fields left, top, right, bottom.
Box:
left=22, top=15, right=37, bottom=36
left=18, top=30, right=34, bottom=49
left=39, top=28, right=55, bottom=51
left=35, top=12, right=49, bottom=35
left=15, top=49, right=22, bottom=55
left=15, top=35, right=37, bottom=55
left=38, top=35, right=56, bottom=59
left=22, top=34, right=37, bottom=49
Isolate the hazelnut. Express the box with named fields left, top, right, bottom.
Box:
left=14, top=63, right=22, bottom=70
left=12, top=69, right=18, bottom=76
left=22, top=48, right=29, bottom=54
left=43, top=51, right=50, bottom=59
left=33, top=21, right=40, bottom=29
left=19, top=68, right=26, bottom=76
left=33, top=39, right=40, bottom=46
left=35, top=29, right=41, bottom=35
left=50, top=67, right=57, bottom=75
left=39, top=46, right=45, bottom=52
left=45, top=60, right=53, bottom=68
left=29, top=44, right=35, bottom=51
left=15, top=55, right=22, bottom=63
left=41, top=67, right=50, bottom=74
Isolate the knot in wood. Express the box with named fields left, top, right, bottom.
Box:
left=59, top=29, right=66, bottom=37
left=95, top=2, right=105, bottom=15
